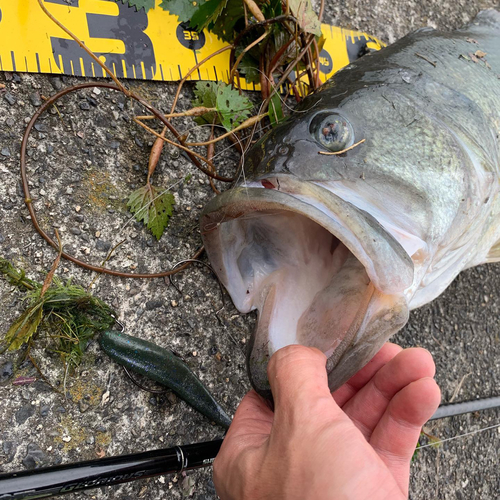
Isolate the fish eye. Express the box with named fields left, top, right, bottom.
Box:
left=310, top=113, right=354, bottom=152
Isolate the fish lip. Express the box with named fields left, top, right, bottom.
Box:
left=201, top=175, right=414, bottom=299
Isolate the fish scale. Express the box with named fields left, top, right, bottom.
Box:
left=201, top=9, right=500, bottom=398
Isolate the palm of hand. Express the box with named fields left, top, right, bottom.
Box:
left=214, top=344, right=440, bottom=500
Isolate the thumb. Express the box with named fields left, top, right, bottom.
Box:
left=268, top=345, right=342, bottom=427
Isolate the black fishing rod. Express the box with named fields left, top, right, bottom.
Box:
left=0, top=439, right=223, bottom=500
left=2, top=397, right=500, bottom=500
left=428, top=395, right=500, bottom=421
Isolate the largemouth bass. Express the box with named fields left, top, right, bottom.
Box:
left=201, top=9, right=500, bottom=398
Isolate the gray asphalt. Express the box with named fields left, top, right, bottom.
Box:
left=1, top=1, right=499, bottom=499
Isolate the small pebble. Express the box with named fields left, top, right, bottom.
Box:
left=146, top=299, right=163, bottom=310
left=50, top=77, right=63, bottom=90
left=30, top=92, right=42, bottom=107
left=34, top=122, right=47, bottom=132
left=79, top=101, right=91, bottom=111
left=171, top=300, right=178, bottom=307
left=22, top=443, right=46, bottom=470
left=15, top=405, right=35, bottom=425
left=70, top=227, right=81, bottom=235
left=1, top=148, right=11, bottom=157
left=2, top=441, right=17, bottom=463
left=75, top=206, right=81, bottom=212
left=0, top=361, right=13, bottom=382
left=95, top=240, right=111, bottom=252
left=4, top=92, right=17, bottom=105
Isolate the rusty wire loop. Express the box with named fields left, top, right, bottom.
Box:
left=20, top=81, right=204, bottom=278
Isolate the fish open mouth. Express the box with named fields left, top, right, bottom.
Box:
left=201, top=175, right=413, bottom=397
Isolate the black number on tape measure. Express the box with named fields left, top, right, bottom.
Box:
left=176, top=22, right=206, bottom=50
left=319, top=49, right=333, bottom=74
left=50, top=0, right=156, bottom=79
left=346, top=36, right=370, bottom=63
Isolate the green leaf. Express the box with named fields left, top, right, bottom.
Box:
left=288, top=0, right=322, bottom=36
left=4, top=302, right=43, bottom=351
left=268, top=93, right=284, bottom=128
left=190, top=0, right=228, bottom=32
left=192, top=81, right=219, bottom=125
left=159, top=0, right=199, bottom=22
left=192, top=81, right=253, bottom=131
left=206, top=0, right=245, bottom=43
left=238, top=53, right=261, bottom=84
left=128, top=184, right=175, bottom=240
left=261, top=0, right=283, bottom=22
left=115, top=0, right=156, bottom=12
left=216, top=83, right=252, bottom=131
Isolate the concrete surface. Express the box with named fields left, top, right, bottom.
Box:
left=0, top=1, right=499, bottom=499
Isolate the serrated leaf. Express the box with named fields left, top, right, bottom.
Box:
left=268, top=93, right=284, bottom=128
left=4, top=302, right=43, bottom=351
left=115, top=0, right=156, bottom=12
left=127, top=184, right=175, bottom=240
left=288, top=0, right=322, bottom=36
left=206, top=0, right=245, bottom=43
left=192, top=81, right=219, bottom=125
left=159, top=0, right=198, bottom=22
left=216, top=83, right=252, bottom=131
left=190, top=0, right=228, bottom=32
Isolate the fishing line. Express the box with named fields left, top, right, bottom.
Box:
left=419, top=422, right=500, bottom=450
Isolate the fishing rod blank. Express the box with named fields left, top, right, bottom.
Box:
left=429, top=395, right=500, bottom=421
left=0, top=438, right=222, bottom=500
left=2, top=396, right=500, bottom=500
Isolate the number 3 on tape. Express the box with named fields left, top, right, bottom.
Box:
left=0, top=0, right=384, bottom=88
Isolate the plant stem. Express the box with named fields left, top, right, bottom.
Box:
left=243, top=0, right=265, bottom=22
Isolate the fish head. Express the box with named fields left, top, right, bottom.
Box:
left=199, top=73, right=459, bottom=398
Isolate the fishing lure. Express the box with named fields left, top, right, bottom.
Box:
left=99, top=330, right=232, bottom=429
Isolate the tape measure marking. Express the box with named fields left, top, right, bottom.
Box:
left=0, top=0, right=384, bottom=88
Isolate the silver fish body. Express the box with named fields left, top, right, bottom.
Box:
left=201, top=10, right=500, bottom=398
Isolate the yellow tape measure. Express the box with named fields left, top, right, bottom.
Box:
left=0, top=0, right=384, bottom=89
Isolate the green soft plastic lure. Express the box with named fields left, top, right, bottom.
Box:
left=99, top=330, right=232, bottom=429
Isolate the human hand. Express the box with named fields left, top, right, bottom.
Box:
left=213, top=344, right=440, bottom=500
